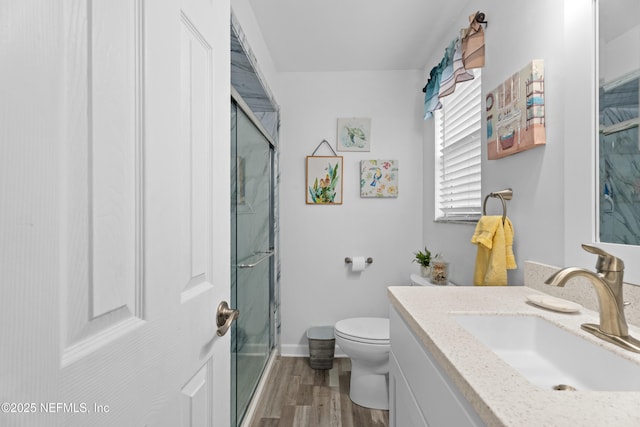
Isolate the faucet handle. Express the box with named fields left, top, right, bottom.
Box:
left=581, top=244, right=624, bottom=272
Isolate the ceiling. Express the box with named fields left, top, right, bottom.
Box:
left=248, top=0, right=473, bottom=72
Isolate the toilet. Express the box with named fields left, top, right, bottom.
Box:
left=410, top=273, right=455, bottom=286
left=334, top=317, right=390, bottom=410
left=335, top=275, right=454, bottom=410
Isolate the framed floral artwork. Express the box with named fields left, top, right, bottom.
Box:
left=337, top=117, right=371, bottom=151
left=360, top=160, right=398, bottom=198
left=306, top=156, right=343, bottom=204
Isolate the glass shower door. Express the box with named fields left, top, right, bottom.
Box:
left=231, top=99, right=274, bottom=427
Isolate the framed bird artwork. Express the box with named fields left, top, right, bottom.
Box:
left=337, top=117, right=371, bottom=152
left=360, top=160, right=398, bottom=198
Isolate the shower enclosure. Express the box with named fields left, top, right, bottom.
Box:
left=598, top=73, right=640, bottom=244
left=231, top=91, right=277, bottom=427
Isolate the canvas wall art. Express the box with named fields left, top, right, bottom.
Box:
left=360, top=160, right=398, bottom=198
left=337, top=117, right=371, bottom=151
left=486, top=59, right=546, bottom=160
left=306, top=156, right=343, bottom=204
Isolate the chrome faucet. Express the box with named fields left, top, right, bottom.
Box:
left=545, top=244, right=640, bottom=353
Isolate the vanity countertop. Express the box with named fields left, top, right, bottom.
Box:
left=388, top=285, right=640, bottom=427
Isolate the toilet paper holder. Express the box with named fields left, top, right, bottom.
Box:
left=345, top=257, right=373, bottom=264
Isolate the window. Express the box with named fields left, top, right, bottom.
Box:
left=434, top=69, right=482, bottom=222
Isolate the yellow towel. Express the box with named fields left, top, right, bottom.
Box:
left=471, top=216, right=517, bottom=286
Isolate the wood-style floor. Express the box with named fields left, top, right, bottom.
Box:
left=249, top=356, right=389, bottom=427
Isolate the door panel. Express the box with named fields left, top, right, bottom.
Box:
left=0, top=0, right=231, bottom=426
left=61, top=0, right=145, bottom=367
left=89, top=0, right=142, bottom=319
left=181, top=359, right=214, bottom=426
left=180, top=10, right=214, bottom=299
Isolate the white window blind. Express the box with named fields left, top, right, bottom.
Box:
left=434, top=69, right=482, bottom=222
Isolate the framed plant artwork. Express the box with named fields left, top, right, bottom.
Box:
left=360, top=160, right=398, bottom=198
left=306, top=156, right=343, bottom=204
left=337, top=117, right=371, bottom=151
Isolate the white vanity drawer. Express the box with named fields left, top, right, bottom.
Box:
left=389, top=306, right=485, bottom=427
left=389, top=351, right=429, bottom=427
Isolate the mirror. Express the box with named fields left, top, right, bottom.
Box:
left=597, top=0, right=640, bottom=245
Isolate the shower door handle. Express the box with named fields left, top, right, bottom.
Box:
left=235, top=250, right=274, bottom=268
left=216, top=301, right=239, bottom=337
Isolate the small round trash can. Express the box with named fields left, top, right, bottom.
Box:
left=306, top=326, right=335, bottom=370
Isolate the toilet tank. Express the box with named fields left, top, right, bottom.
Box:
left=410, top=273, right=456, bottom=286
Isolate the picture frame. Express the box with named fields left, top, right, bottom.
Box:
left=360, top=159, right=398, bottom=198
left=337, top=117, right=371, bottom=152
left=486, top=60, right=546, bottom=159
left=306, top=156, right=343, bottom=204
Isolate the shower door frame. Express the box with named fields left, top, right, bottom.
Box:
left=231, top=87, right=279, bottom=427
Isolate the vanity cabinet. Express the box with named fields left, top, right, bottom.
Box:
left=389, top=307, right=486, bottom=427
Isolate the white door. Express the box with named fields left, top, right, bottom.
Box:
left=0, top=0, right=231, bottom=426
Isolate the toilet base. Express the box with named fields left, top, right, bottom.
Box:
left=349, top=361, right=389, bottom=410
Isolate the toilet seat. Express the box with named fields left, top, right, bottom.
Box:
left=334, top=317, right=389, bottom=345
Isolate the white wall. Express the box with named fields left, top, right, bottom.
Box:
left=231, top=2, right=427, bottom=353
left=423, top=0, right=579, bottom=286
left=277, top=71, right=425, bottom=354
left=234, top=0, right=630, bottom=354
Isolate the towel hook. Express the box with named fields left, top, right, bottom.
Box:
left=482, top=188, right=513, bottom=223
left=474, top=11, right=488, bottom=28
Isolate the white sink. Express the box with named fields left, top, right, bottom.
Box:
left=454, top=314, right=640, bottom=391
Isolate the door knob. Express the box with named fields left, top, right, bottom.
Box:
left=216, top=301, right=239, bottom=337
